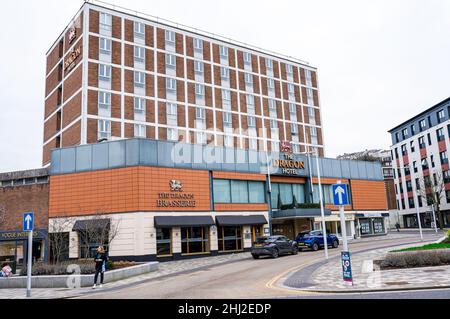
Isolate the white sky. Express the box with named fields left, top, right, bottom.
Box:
left=1, top=0, right=450, bottom=173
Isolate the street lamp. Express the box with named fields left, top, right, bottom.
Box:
left=396, top=165, right=424, bottom=241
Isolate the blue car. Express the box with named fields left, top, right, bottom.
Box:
left=295, top=230, right=339, bottom=251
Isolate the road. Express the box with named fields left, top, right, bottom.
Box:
left=77, top=232, right=444, bottom=299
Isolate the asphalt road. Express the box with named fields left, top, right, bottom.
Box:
left=77, top=232, right=444, bottom=299
left=287, top=288, right=450, bottom=299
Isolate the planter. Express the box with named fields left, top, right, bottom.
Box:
left=378, top=249, right=450, bottom=270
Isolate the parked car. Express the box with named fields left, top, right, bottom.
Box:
left=295, top=230, right=339, bottom=251
left=251, top=236, right=298, bottom=259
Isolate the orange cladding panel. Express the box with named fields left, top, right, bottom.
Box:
left=49, top=167, right=211, bottom=217
left=350, top=180, right=388, bottom=211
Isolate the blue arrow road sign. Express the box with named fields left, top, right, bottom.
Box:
left=23, top=212, right=34, bottom=232
left=332, top=184, right=349, bottom=206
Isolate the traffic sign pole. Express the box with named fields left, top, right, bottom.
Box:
left=315, top=150, right=328, bottom=260
left=26, top=230, right=33, bottom=298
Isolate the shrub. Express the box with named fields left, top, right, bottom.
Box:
left=380, top=249, right=450, bottom=270
left=21, top=261, right=96, bottom=276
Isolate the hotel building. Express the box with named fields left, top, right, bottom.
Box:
left=389, top=97, right=450, bottom=228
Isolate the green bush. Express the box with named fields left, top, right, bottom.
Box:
left=21, top=261, right=96, bottom=276
left=380, top=249, right=450, bottom=270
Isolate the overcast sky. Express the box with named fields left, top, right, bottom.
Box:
left=1, top=0, right=450, bottom=173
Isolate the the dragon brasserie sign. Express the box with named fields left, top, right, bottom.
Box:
left=156, top=180, right=197, bottom=208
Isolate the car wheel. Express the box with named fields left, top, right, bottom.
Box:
left=292, top=246, right=298, bottom=255
left=332, top=240, right=339, bottom=249
left=312, top=242, right=319, bottom=251
left=252, top=254, right=260, bottom=259
left=271, top=249, right=279, bottom=259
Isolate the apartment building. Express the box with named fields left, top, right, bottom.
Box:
left=389, top=97, right=450, bottom=228
left=43, top=1, right=325, bottom=166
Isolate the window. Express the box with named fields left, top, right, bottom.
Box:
left=134, top=97, right=146, bottom=112
left=406, top=180, right=413, bottom=192
left=222, top=89, right=231, bottom=102
left=224, top=135, right=233, bottom=147
left=220, top=67, right=230, bottom=80
left=166, top=54, right=176, bottom=68
left=223, top=112, right=232, bottom=126
left=219, top=45, right=228, bottom=57
left=231, top=180, right=249, bottom=203
left=307, top=88, right=314, bottom=105
left=431, top=155, right=435, bottom=168
left=134, top=124, right=146, bottom=138
left=134, top=22, right=145, bottom=39
left=165, top=30, right=175, bottom=43
left=195, top=84, right=205, bottom=97
left=166, top=103, right=177, bottom=116
left=402, top=128, right=408, bottom=139
left=428, top=133, right=432, bottom=145
left=440, top=151, right=449, bottom=164
left=305, top=69, right=312, bottom=86
left=166, top=78, right=176, bottom=92
left=134, top=71, right=145, bottom=88
left=181, top=227, right=210, bottom=255
left=437, top=128, right=445, bottom=141
left=286, top=64, right=293, bottom=75
left=98, top=64, right=111, bottom=82
left=246, top=94, right=255, bottom=107
left=194, top=61, right=203, bottom=74
left=428, top=116, right=432, bottom=127
left=395, top=133, right=400, bottom=143
left=410, top=124, right=415, bottom=135
left=410, top=140, right=415, bottom=153
left=270, top=119, right=278, bottom=129
left=438, top=109, right=445, bottom=123
left=272, top=141, right=280, bottom=152
left=293, top=144, right=300, bottom=154
left=308, top=107, right=315, bottom=121
left=248, top=116, right=256, bottom=127
left=394, top=148, right=399, bottom=159
left=167, top=128, right=178, bottom=141
left=249, top=138, right=258, bottom=150
left=404, top=166, right=410, bottom=176
left=269, top=99, right=276, bottom=110
left=99, top=38, right=111, bottom=54
left=245, top=73, right=253, bottom=85
left=197, top=132, right=207, bottom=144
left=413, top=161, right=418, bottom=173
left=408, top=197, right=415, bottom=209
left=100, top=12, right=112, bottom=30
left=288, top=84, right=295, bottom=94
left=98, top=120, right=111, bottom=138
left=98, top=91, right=111, bottom=109
left=196, top=107, right=206, bottom=120
left=266, top=58, right=273, bottom=69
left=194, top=38, right=203, bottom=51
left=444, top=170, right=450, bottom=184
left=421, top=158, right=429, bottom=170
left=291, top=123, right=298, bottom=134
left=156, top=228, right=171, bottom=257
left=401, top=144, right=407, bottom=156
left=267, top=78, right=275, bottom=89
left=243, top=52, right=251, bottom=64
left=419, top=119, right=426, bottom=132
left=419, top=136, right=426, bottom=149
left=134, top=46, right=145, bottom=63
left=311, top=126, right=318, bottom=137
left=289, top=103, right=296, bottom=114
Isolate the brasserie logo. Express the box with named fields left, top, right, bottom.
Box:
left=157, top=180, right=196, bottom=208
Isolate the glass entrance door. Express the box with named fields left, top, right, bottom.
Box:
left=181, top=227, right=210, bottom=255
left=218, top=226, right=243, bottom=252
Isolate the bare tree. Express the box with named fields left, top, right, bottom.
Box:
left=417, top=172, right=446, bottom=230
left=0, top=204, right=6, bottom=227
left=49, top=217, right=73, bottom=264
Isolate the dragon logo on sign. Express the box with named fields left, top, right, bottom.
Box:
left=170, top=180, right=183, bottom=192
left=280, top=141, right=293, bottom=154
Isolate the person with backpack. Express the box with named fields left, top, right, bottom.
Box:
left=92, top=246, right=107, bottom=289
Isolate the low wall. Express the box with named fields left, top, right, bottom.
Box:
left=0, top=262, right=159, bottom=289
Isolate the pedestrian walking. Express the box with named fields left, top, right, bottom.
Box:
left=92, top=246, right=107, bottom=289
left=395, top=222, right=401, bottom=232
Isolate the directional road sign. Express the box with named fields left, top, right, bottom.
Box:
left=333, top=184, right=349, bottom=206
left=23, top=212, right=34, bottom=232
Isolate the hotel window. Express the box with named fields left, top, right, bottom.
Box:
left=308, top=107, right=316, bottom=121
left=293, top=144, right=300, bottom=154
left=181, top=227, right=210, bottom=255
left=246, top=94, right=255, bottom=108
left=223, top=112, right=232, bottom=126
left=288, top=84, right=295, bottom=94
left=166, top=78, right=177, bottom=92
left=220, top=67, right=230, bottom=80
left=134, top=71, right=145, bottom=88
left=98, top=91, right=111, bottom=109
left=419, top=119, right=426, bottom=131
left=99, top=38, right=111, bottom=55
left=134, top=46, right=145, bottom=63
left=166, top=103, right=177, bottom=116
left=134, top=97, right=146, bottom=113
left=196, top=107, right=206, bottom=120
left=165, top=30, right=175, bottom=43
left=249, top=138, right=258, bottom=150
left=219, top=45, right=228, bottom=57
left=98, top=120, right=111, bottom=139
left=440, top=151, right=449, bottom=164
left=222, top=89, right=231, bottom=102
left=167, top=128, right=178, bottom=141
left=437, top=127, right=445, bottom=141
left=248, top=116, right=256, bottom=127
left=165, top=54, right=176, bottom=68
left=156, top=228, right=172, bottom=257
left=245, top=73, right=253, bottom=85
left=197, top=132, right=207, bottom=144
left=99, top=12, right=112, bottom=31
left=269, top=99, right=276, bottom=110
left=243, top=52, right=252, bottom=64
left=270, top=119, right=278, bottom=129
left=134, top=124, right=146, bottom=138
left=213, top=180, right=231, bottom=203
left=195, top=84, right=205, bottom=98
left=134, top=22, right=145, bottom=39
left=307, top=88, right=314, bottom=105
left=231, top=180, right=249, bottom=203
left=289, top=103, right=296, bottom=114
left=267, top=78, right=275, bottom=90
left=194, top=38, right=203, bottom=51
left=286, top=64, right=293, bottom=75
left=272, top=141, right=280, bottom=152
left=418, top=136, right=426, bottom=149
left=310, top=127, right=318, bottom=144
left=305, top=69, right=313, bottom=86
left=213, top=179, right=265, bottom=204
left=438, top=109, right=445, bottom=123
left=266, top=58, right=273, bottom=69
left=291, top=123, right=298, bottom=135
left=224, top=135, right=233, bottom=147
left=194, top=61, right=203, bottom=74
left=98, top=64, right=111, bottom=82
